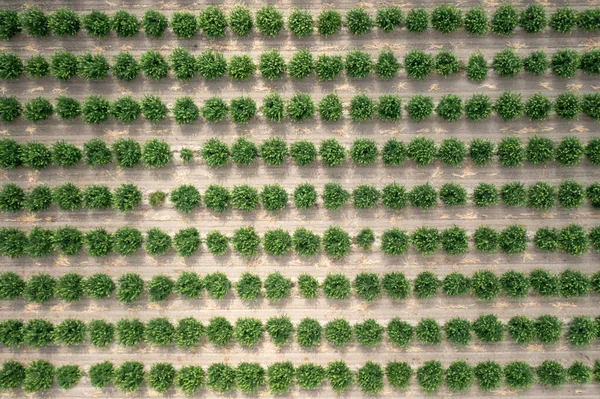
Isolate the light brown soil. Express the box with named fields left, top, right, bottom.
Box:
left=1, top=1, right=600, bottom=398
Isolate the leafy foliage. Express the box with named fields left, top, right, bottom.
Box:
left=0, top=11, right=21, bottom=40
left=23, top=360, right=54, bottom=393
left=474, top=361, right=502, bottom=391
left=323, top=226, right=351, bottom=259
left=387, top=318, right=413, bottom=347
left=346, top=8, right=373, bottom=35
left=353, top=273, right=381, bottom=301
left=147, top=275, right=173, bottom=301
left=88, top=319, right=114, bottom=347
left=229, top=96, right=256, bottom=124
left=416, top=360, right=443, bottom=393
left=381, top=228, right=409, bottom=256
left=54, top=96, right=81, bottom=120
left=265, top=316, right=293, bottom=347
left=416, top=318, right=442, bottom=344
left=236, top=362, right=265, bottom=393
left=147, top=363, right=175, bottom=393
left=24, top=274, right=55, bottom=303
left=507, top=315, right=535, bottom=344
left=140, top=50, right=168, bottom=79
left=174, top=272, right=203, bottom=299
left=173, top=227, right=203, bottom=257
left=404, top=50, right=433, bottom=80
left=141, top=10, right=167, bottom=37
left=293, top=184, right=317, bottom=209
left=170, top=11, right=197, bottom=38
left=523, top=50, right=549, bottom=75
left=88, top=361, right=114, bottom=388
left=472, top=314, right=504, bottom=343
left=262, top=93, right=284, bottom=122
left=436, top=94, right=463, bottom=122
left=530, top=269, right=559, bottom=297
left=20, top=7, right=49, bottom=37
left=322, top=273, right=351, bottom=299
left=469, top=139, right=494, bottom=166
left=258, top=50, right=286, bottom=81
left=494, top=92, right=523, bottom=121
left=116, top=273, right=144, bottom=303
left=78, top=53, right=109, bottom=81
left=318, top=10, right=342, bottom=35
left=491, top=5, right=518, bottom=35
left=431, top=5, right=462, bottom=33
left=410, top=226, right=440, bottom=255
left=288, top=9, right=313, bottom=37
left=551, top=49, right=580, bottom=78
left=206, top=317, right=233, bottom=347
left=267, top=362, right=294, bottom=394
left=255, top=5, right=283, bottom=36
left=446, top=361, right=474, bottom=392
left=345, top=50, right=372, bottom=78
left=466, top=53, right=488, bottom=83
left=497, top=136, right=524, bottom=167
left=204, top=272, right=231, bottom=300
left=287, top=50, right=314, bottom=79
left=375, top=50, right=400, bottom=79
left=471, top=270, right=500, bottom=301
left=112, top=138, right=141, bottom=168
left=407, top=137, right=436, bottom=166
left=297, top=274, right=318, bottom=298
left=357, top=362, right=384, bottom=394
left=315, top=54, right=343, bottom=81
left=114, top=361, right=144, bottom=392
left=81, top=95, right=110, bottom=124
left=349, top=94, right=375, bottom=122
left=445, top=317, right=472, bottom=345
left=173, top=97, right=199, bottom=124
left=353, top=185, right=379, bottom=209
left=82, top=11, right=110, bottom=37
left=413, top=271, right=440, bottom=299
left=236, top=272, right=261, bottom=301
left=293, top=228, right=320, bottom=257
left=229, top=6, right=253, bottom=36
left=435, top=50, right=460, bottom=77
left=464, top=6, right=488, bottom=35
left=260, top=184, right=288, bottom=212
left=287, top=92, right=314, bottom=121
left=207, top=363, right=235, bottom=393
left=264, top=272, right=291, bottom=300
left=406, top=9, right=429, bottom=33
left=23, top=97, right=53, bottom=122
left=504, top=361, right=533, bottom=390
left=234, top=317, right=263, bottom=347
left=84, top=273, right=115, bottom=298
left=231, top=137, right=258, bottom=165
left=111, top=11, right=139, bottom=37
left=386, top=361, right=412, bottom=390
left=56, top=364, right=82, bottom=390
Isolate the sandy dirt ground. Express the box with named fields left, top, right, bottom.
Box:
left=1, top=1, right=600, bottom=398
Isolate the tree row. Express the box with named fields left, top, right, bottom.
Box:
left=2, top=224, right=599, bottom=259
left=1, top=47, right=599, bottom=82
left=3, top=179, right=600, bottom=214
left=1, top=5, right=599, bottom=40
left=2, top=91, right=599, bottom=125
left=2, top=313, right=599, bottom=350
left=1, top=358, right=599, bottom=394
left=4, top=136, right=600, bottom=171
left=2, top=268, right=597, bottom=304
